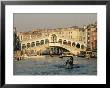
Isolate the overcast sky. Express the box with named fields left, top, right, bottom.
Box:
left=14, top=13, right=97, bottom=32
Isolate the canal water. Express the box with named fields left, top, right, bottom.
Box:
left=13, top=56, right=97, bottom=75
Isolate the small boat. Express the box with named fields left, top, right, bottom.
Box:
left=65, top=58, right=73, bottom=69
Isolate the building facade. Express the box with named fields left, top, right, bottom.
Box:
left=86, top=24, right=97, bottom=51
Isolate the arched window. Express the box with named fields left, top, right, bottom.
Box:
left=72, top=42, right=75, bottom=47
left=45, top=39, right=49, bottom=44
left=36, top=41, right=39, bottom=46
left=40, top=40, right=44, bottom=45
left=76, top=43, right=80, bottom=48
left=63, top=40, right=67, bottom=45
left=31, top=42, right=35, bottom=47
left=68, top=41, right=71, bottom=46
left=27, top=43, right=30, bottom=48
left=51, top=34, right=57, bottom=43
left=58, top=39, right=62, bottom=44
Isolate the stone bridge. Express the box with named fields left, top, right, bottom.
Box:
left=21, top=34, right=86, bottom=55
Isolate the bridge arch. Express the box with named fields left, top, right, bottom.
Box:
left=20, top=34, right=86, bottom=55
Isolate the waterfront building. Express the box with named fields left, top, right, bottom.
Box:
left=86, top=23, right=97, bottom=51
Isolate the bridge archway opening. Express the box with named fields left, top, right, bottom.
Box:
left=40, top=40, right=44, bottom=45
left=31, top=42, right=35, bottom=47
left=48, top=46, right=70, bottom=55
left=51, top=34, right=57, bottom=43
left=36, top=41, right=40, bottom=46
left=27, top=43, right=30, bottom=48
left=68, top=41, right=71, bottom=46
left=76, top=43, right=80, bottom=48
left=63, top=40, right=67, bottom=45
left=58, top=39, right=62, bottom=44
left=72, top=42, right=75, bottom=47
left=38, top=46, right=71, bottom=55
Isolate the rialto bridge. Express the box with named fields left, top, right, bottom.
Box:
left=20, top=34, right=86, bottom=55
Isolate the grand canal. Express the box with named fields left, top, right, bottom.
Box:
left=13, top=56, right=97, bottom=75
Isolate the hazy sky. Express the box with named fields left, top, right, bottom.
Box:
left=14, top=13, right=97, bottom=32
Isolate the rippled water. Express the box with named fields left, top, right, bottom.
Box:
left=13, top=56, right=97, bottom=75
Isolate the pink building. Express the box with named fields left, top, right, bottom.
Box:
left=91, top=30, right=97, bottom=50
